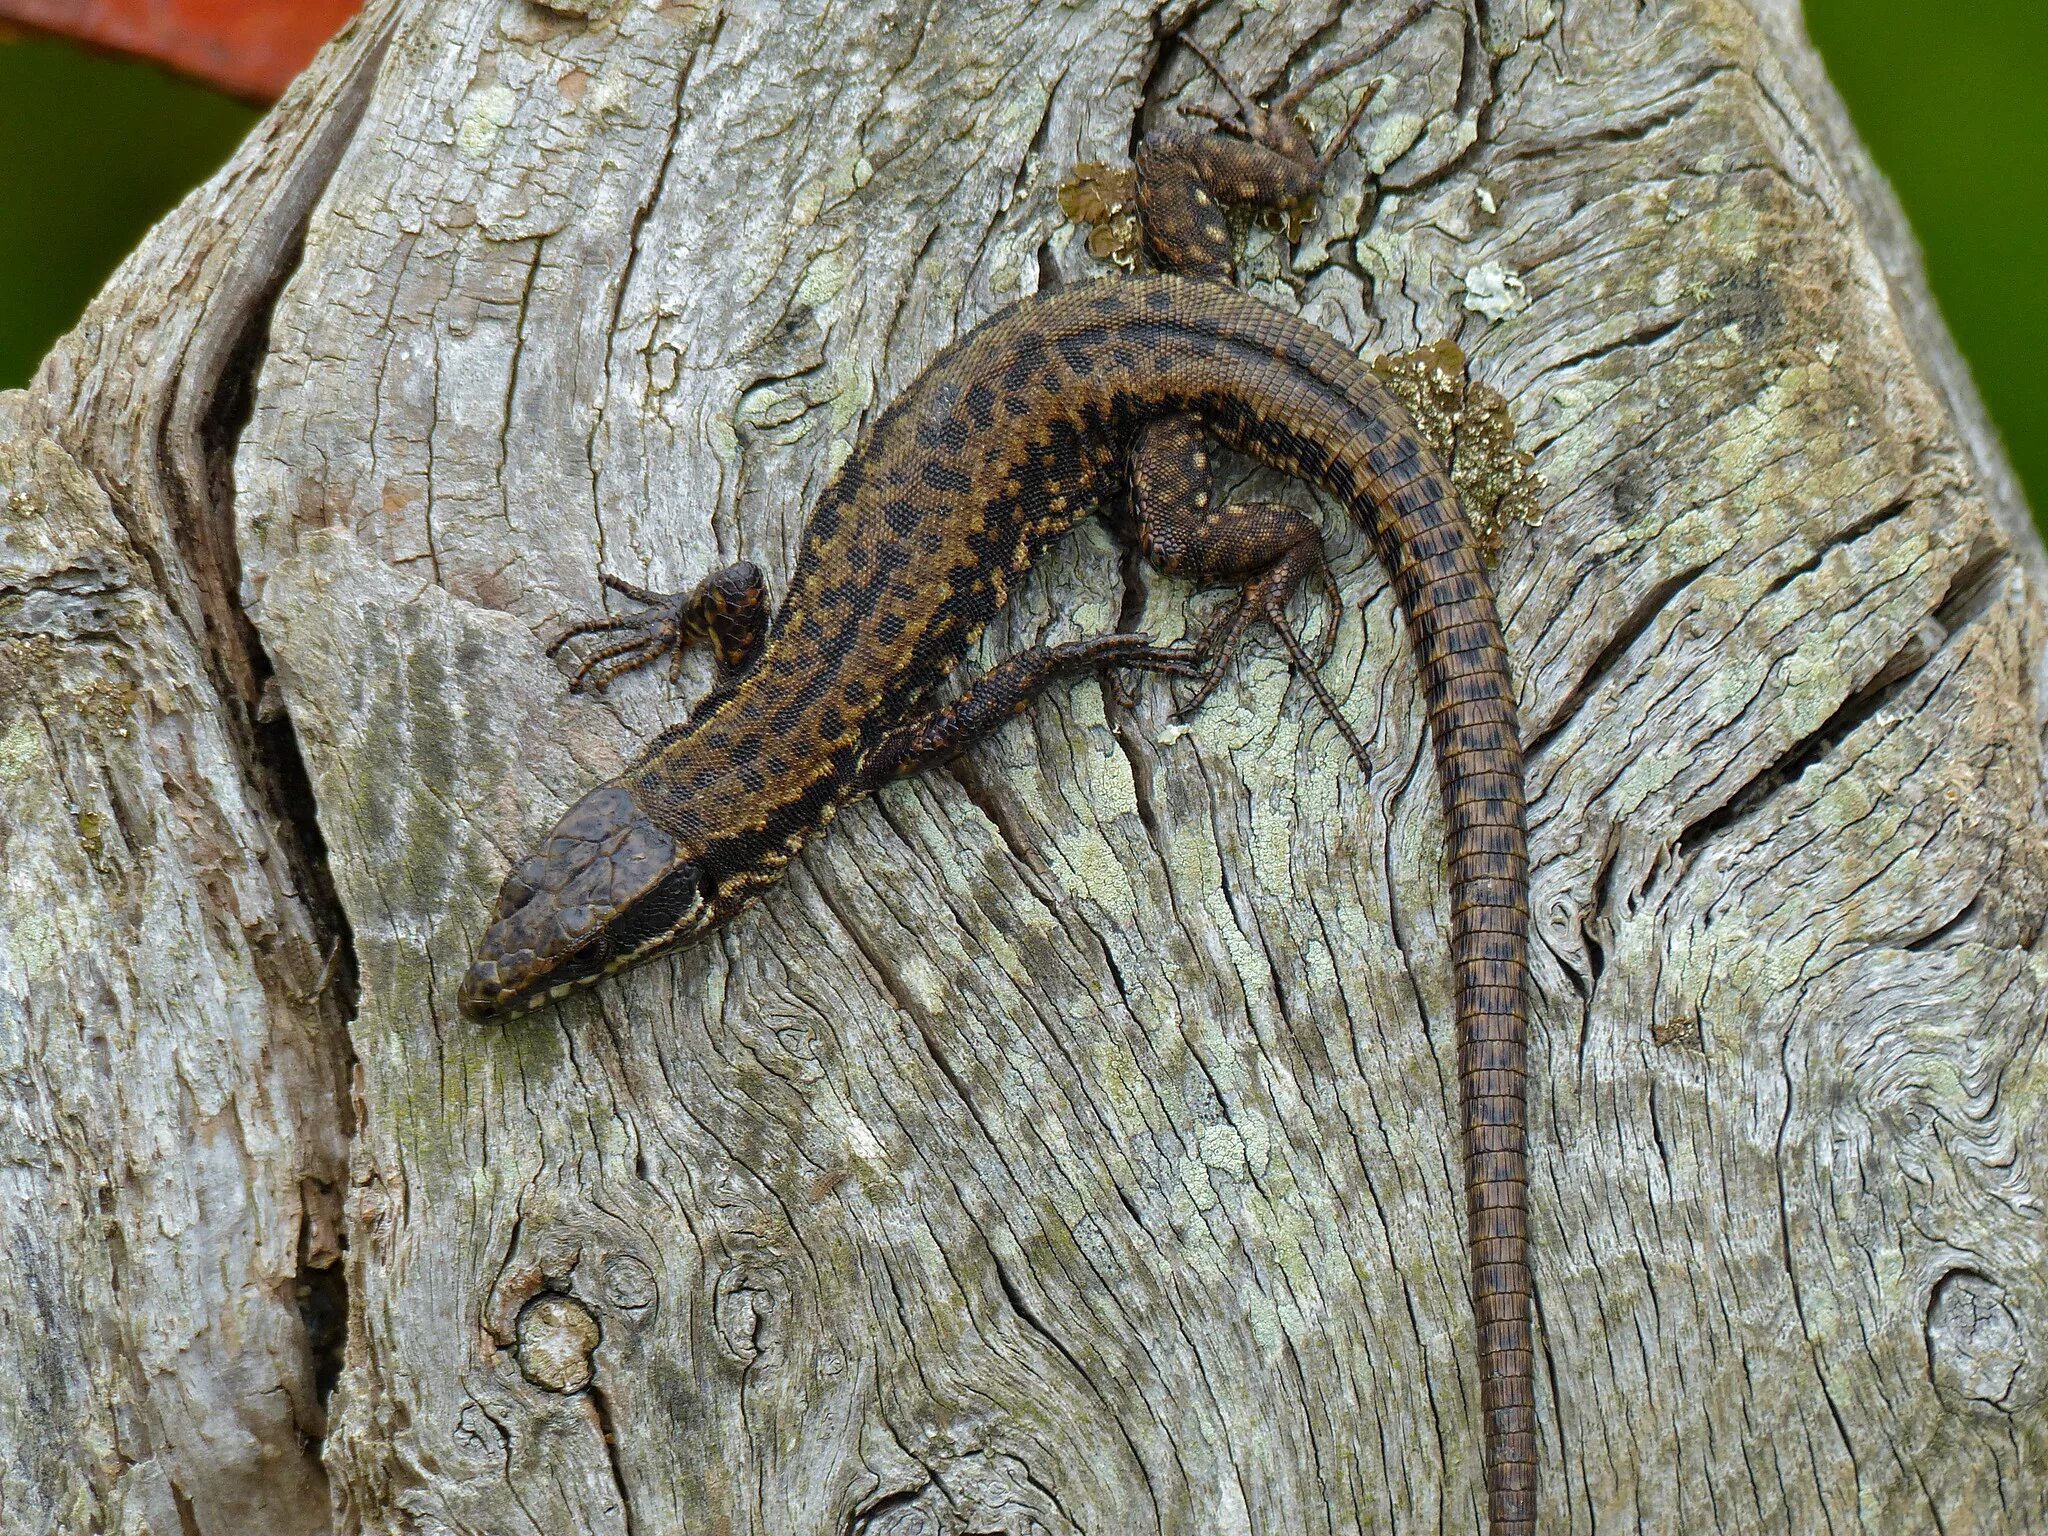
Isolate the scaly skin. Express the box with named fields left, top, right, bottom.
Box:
left=461, top=30, right=1535, bottom=1533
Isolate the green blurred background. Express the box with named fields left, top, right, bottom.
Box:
left=0, top=5, right=2041, bottom=521
left=0, top=34, right=257, bottom=383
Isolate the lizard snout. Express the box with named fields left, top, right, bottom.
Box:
left=459, top=785, right=698, bottom=1020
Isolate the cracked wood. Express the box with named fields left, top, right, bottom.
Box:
left=5, top=0, right=2047, bottom=1533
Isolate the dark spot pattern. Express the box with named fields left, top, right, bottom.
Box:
left=469, top=73, right=1533, bottom=1536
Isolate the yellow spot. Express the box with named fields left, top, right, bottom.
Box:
left=456, top=84, right=518, bottom=158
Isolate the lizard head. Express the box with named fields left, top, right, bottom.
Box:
left=458, top=782, right=723, bottom=1021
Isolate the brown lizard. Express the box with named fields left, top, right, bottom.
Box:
left=460, top=28, right=1535, bottom=1536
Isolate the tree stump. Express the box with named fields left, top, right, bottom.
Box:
left=3, top=1, right=2043, bottom=1531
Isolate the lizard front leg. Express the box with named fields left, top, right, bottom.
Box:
left=547, top=562, right=769, bottom=694
left=859, top=633, right=1203, bottom=786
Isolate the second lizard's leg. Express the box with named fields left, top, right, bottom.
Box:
left=1135, top=23, right=1400, bottom=275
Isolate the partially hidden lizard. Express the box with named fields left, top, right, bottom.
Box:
left=459, top=25, right=1535, bottom=1536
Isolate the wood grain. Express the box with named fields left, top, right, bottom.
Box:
left=3, top=0, right=2043, bottom=1530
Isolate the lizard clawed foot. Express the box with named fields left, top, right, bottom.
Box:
left=1174, top=36, right=1265, bottom=142
left=1177, top=1, right=1429, bottom=167
left=547, top=565, right=768, bottom=695
left=547, top=573, right=692, bottom=694
left=1175, top=552, right=1370, bottom=774
left=1174, top=101, right=1257, bottom=142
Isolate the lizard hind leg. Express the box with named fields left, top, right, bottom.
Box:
left=1128, top=414, right=1371, bottom=774
left=546, top=561, right=769, bottom=695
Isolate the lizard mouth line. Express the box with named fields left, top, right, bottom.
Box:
left=458, top=870, right=715, bottom=1022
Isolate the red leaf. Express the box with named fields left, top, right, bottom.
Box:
left=0, top=0, right=361, bottom=102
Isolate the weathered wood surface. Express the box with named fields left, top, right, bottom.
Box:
left=3, top=1, right=2044, bottom=1532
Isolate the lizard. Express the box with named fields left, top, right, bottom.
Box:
left=458, top=22, right=1535, bottom=1536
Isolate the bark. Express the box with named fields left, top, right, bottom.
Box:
left=2, top=1, right=2043, bottom=1533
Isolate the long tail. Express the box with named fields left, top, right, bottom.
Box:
left=1352, top=412, right=1535, bottom=1536
left=1204, top=285, right=1539, bottom=1531
left=1198, top=286, right=1536, bottom=1531
left=1015, top=273, right=1538, bottom=1528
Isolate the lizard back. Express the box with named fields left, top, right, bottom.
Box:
left=466, top=271, right=1536, bottom=1533
left=629, top=272, right=1537, bottom=1530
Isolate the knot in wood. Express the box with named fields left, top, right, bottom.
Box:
left=1925, top=1269, right=2029, bottom=1410
left=451, top=1403, right=506, bottom=1462
left=602, top=1252, right=659, bottom=1314
left=712, top=1264, right=779, bottom=1365
left=515, top=1293, right=602, bottom=1393
left=849, top=1486, right=948, bottom=1536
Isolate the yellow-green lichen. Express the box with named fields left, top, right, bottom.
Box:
left=1174, top=1147, right=1222, bottom=1218
left=1459, top=259, right=1529, bottom=321
left=1372, top=339, right=1543, bottom=559
left=1365, top=109, right=1426, bottom=176
left=1241, top=1281, right=1284, bottom=1351
left=796, top=249, right=851, bottom=310
left=456, top=84, right=519, bottom=159
left=1083, top=1027, right=1151, bottom=1129
left=707, top=413, right=740, bottom=465
left=0, top=711, right=42, bottom=780
left=1200, top=886, right=1275, bottom=1039
left=1198, top=1122, right=1249, bottom=1179
left=823, top=356, right=871, bottom=434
